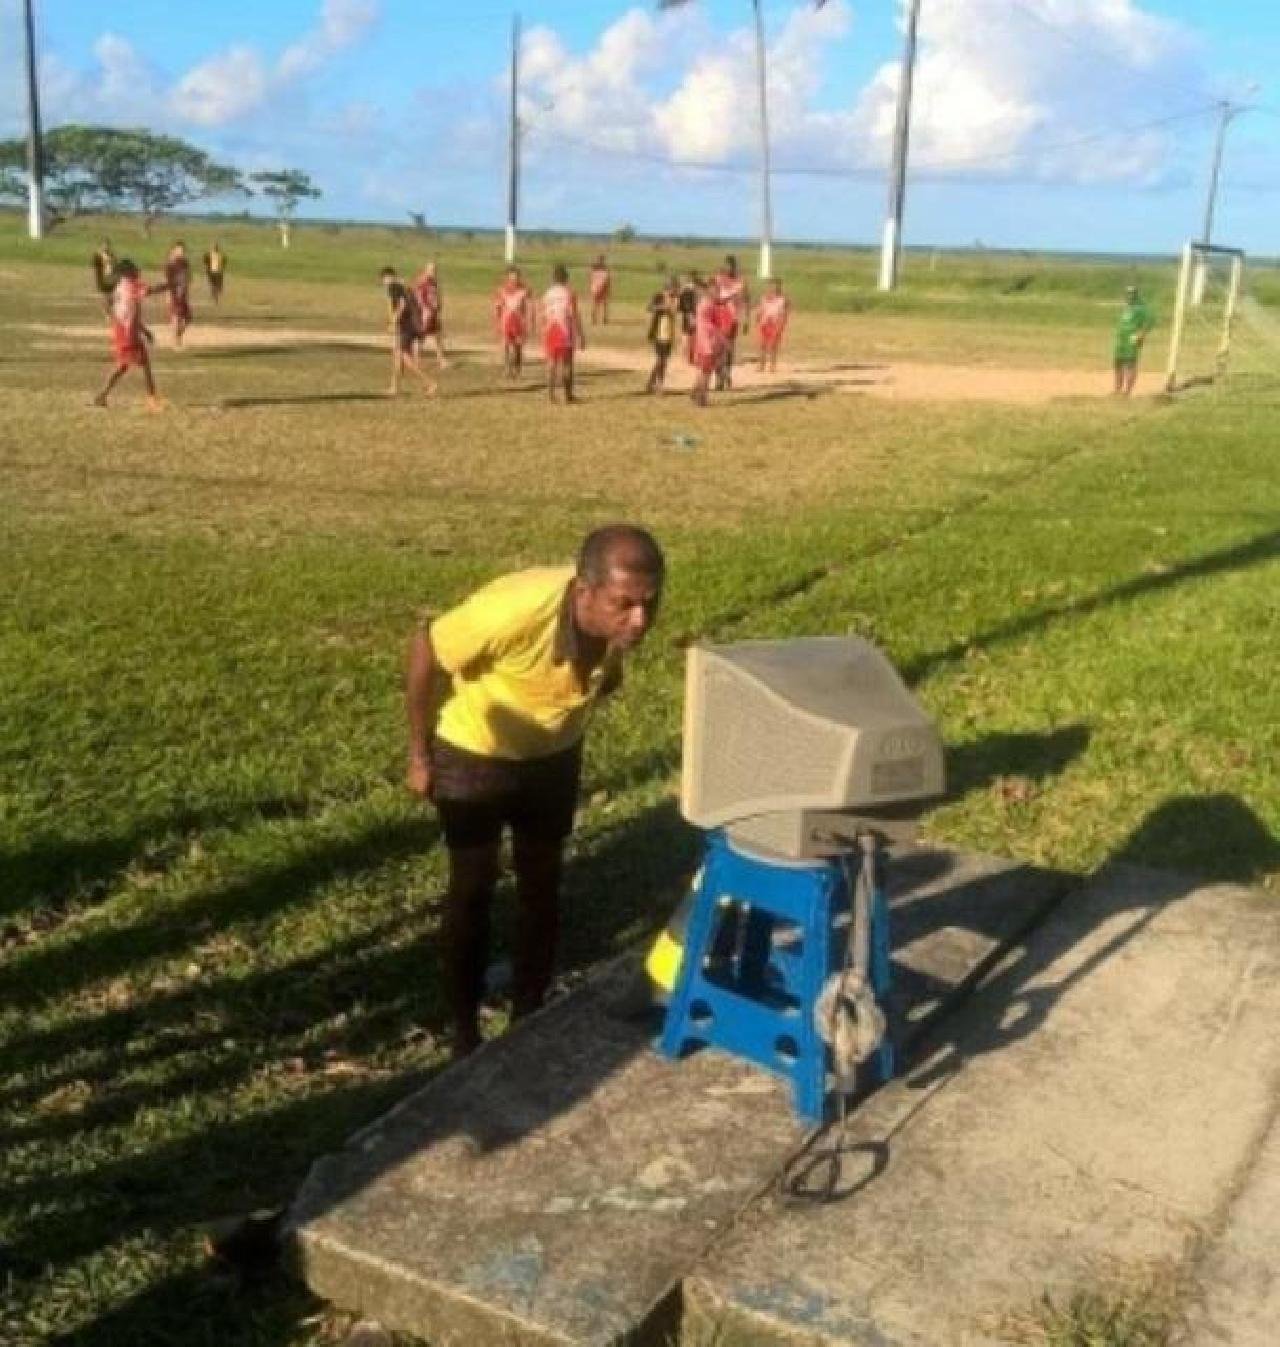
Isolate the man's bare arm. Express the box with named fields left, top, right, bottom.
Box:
left=405, top=627, right=446, bottom=797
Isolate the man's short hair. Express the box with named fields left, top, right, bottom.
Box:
left=553, top=263, right=569, bottom=284
left=380, top=266, right=397, bottom=279
left=577, top=525, right=665, bottom=586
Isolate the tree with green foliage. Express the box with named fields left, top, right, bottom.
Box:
left=248, top=169, right=321, bottom=248
left=0, top=125, right=243, bottom=232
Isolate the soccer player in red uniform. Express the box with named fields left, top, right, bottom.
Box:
left=93, top=260, right=167, bottom=410
left=164, top=241, right=193, bottom=348
left=588, top=254, right=611, bottom=326
left=691, top=281, right=726, bottom=408
left=756, top=278, right=791, bottom=373
left=540, top=264, right=586, bottom=404
left=412, top=262, right=449, bottom=369
left=494, top=267, right=534, bottom=379
left=714, top=254, right=750, bottom=390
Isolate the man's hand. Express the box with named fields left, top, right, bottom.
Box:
left=406, top=752, right=433, bottom=800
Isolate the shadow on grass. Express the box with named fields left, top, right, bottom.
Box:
left=903, top=526, right=1280, bottom=684
left=726, top=383, right=835, bottom=406
left=196, top=341, right=377, bottom=361
left=6, top=797, right=697, bottom=1346
left=0, top=798, right=314, bottom=925
left=218, top=392, right=390, bottom=409
left=0, top=815, right=438, bottom=1010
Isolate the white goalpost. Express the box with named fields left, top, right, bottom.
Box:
left=1164, top=241, right=1245, bottom=393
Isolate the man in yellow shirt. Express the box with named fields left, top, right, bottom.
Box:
left=406, top=525, right=665, bottom=1056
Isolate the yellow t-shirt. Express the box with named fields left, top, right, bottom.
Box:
left=430, top=566, right=617, bottom=761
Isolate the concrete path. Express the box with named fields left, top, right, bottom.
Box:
left=287, top=853, right=1280, bottom=1345
left=685, top=864, right=1280, bottom=1346
left=287, top=848, right=1066, bottom=1346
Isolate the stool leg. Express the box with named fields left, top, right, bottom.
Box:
left=793, top=872, right=832, bottom=1125
left=659, top=848, right=720, bottom=1059
left=870, top=860, right=895, bottom=1084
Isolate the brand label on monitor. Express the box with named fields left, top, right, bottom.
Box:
left=878, top=731, right=927, bottom=760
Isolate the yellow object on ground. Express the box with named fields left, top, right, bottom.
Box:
left=645, top=874, right=700, bottom=994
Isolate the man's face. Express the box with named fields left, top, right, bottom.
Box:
left=574, top=569, right=662, bottom=651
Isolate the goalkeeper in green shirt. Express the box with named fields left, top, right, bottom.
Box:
left=1113, top=285, right=1154, bottom=396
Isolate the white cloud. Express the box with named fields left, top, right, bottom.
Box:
left=278, top=0, right=380, bottom=82
left=854, top=0, right=1204, bottom=184
left=171, top=46, right=271, bottom=127
left=518, top=0, right=1204, bottom=188
left=7, top=0, right=383, bottom=136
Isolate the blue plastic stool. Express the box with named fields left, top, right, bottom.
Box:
left=657, top=829, right=893, bottom=1125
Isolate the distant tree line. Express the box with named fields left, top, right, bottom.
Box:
left=0, top=125, right=320, bottom=241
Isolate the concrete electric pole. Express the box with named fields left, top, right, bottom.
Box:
left=751, top=0, right=776, bottom=280
left=505, top=13, right=520, bottom=264
left=877, top=0, right=923, bottom=292
left=22, top=0, right=46, bottom=240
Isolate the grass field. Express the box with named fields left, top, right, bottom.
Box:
left=2, top=213, right=1279, bottom=1345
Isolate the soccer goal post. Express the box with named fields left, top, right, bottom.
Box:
left=1164, top=242, right=1246, bottom=393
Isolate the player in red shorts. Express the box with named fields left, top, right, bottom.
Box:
left=691, top=280, right=727, bottom=408
left=494, top=267, right=533, bottom=379
left=755, top=278, right=790, bottom=374
left=93, top=260, right=167, bottom=410
left=163, top=241, right=193, bottom=348
left=713, top=254, right=750, bottom=390
left=588, top=254, right=611, bottom=326
left=540, top=264, right=586, bottom=404
left=412, top=261, right=449, bottom=370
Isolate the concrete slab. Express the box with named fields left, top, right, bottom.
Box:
left=286, top=847, right=1064, bottom=1346
left=287, top=971, right=804, bottom=1347
left=1185, top=1110, right=1280, bottom=1347
left=685, top=864, right=1280, bottom=1346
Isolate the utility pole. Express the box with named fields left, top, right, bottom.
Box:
left=22, top=0, right=46, bottom=240
left=877, top=0, right=922, bottom=292
left=1192, top=93, right=1254, bottom=304
left=751, top=0, right=775, bottom=280
left=1201, top=99, right=1239, bottom=250
left=505, top=13, right=520, bottom=265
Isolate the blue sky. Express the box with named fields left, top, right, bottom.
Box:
left=2, top=0, right=1277, bottom=254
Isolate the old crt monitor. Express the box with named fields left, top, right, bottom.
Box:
left=680, top=637, right=945, bottom=859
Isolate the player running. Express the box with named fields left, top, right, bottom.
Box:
left=163, top=241, right=193, bottom=348
left=494, top=266, right=534, bottom=379
left=756, top=278, right=791, bottom=374
left=540, top=264, right=586, bottom=404
left=381, top=267, right=437, bottom=398
left=203, top=243, right=227, bottom=305
left=93, top=260, right=168, bottom=410
left=588, top=254, right=611, bottom=326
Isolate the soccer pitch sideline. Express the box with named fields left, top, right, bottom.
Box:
left=1, top=216, right=1278, bottom=1346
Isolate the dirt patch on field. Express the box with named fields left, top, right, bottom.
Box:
left=24, top=322, right=1156, bottom=402
left=25, top=322, right=388, bottom=351
left=581, top=342, right=1159, bottom=402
